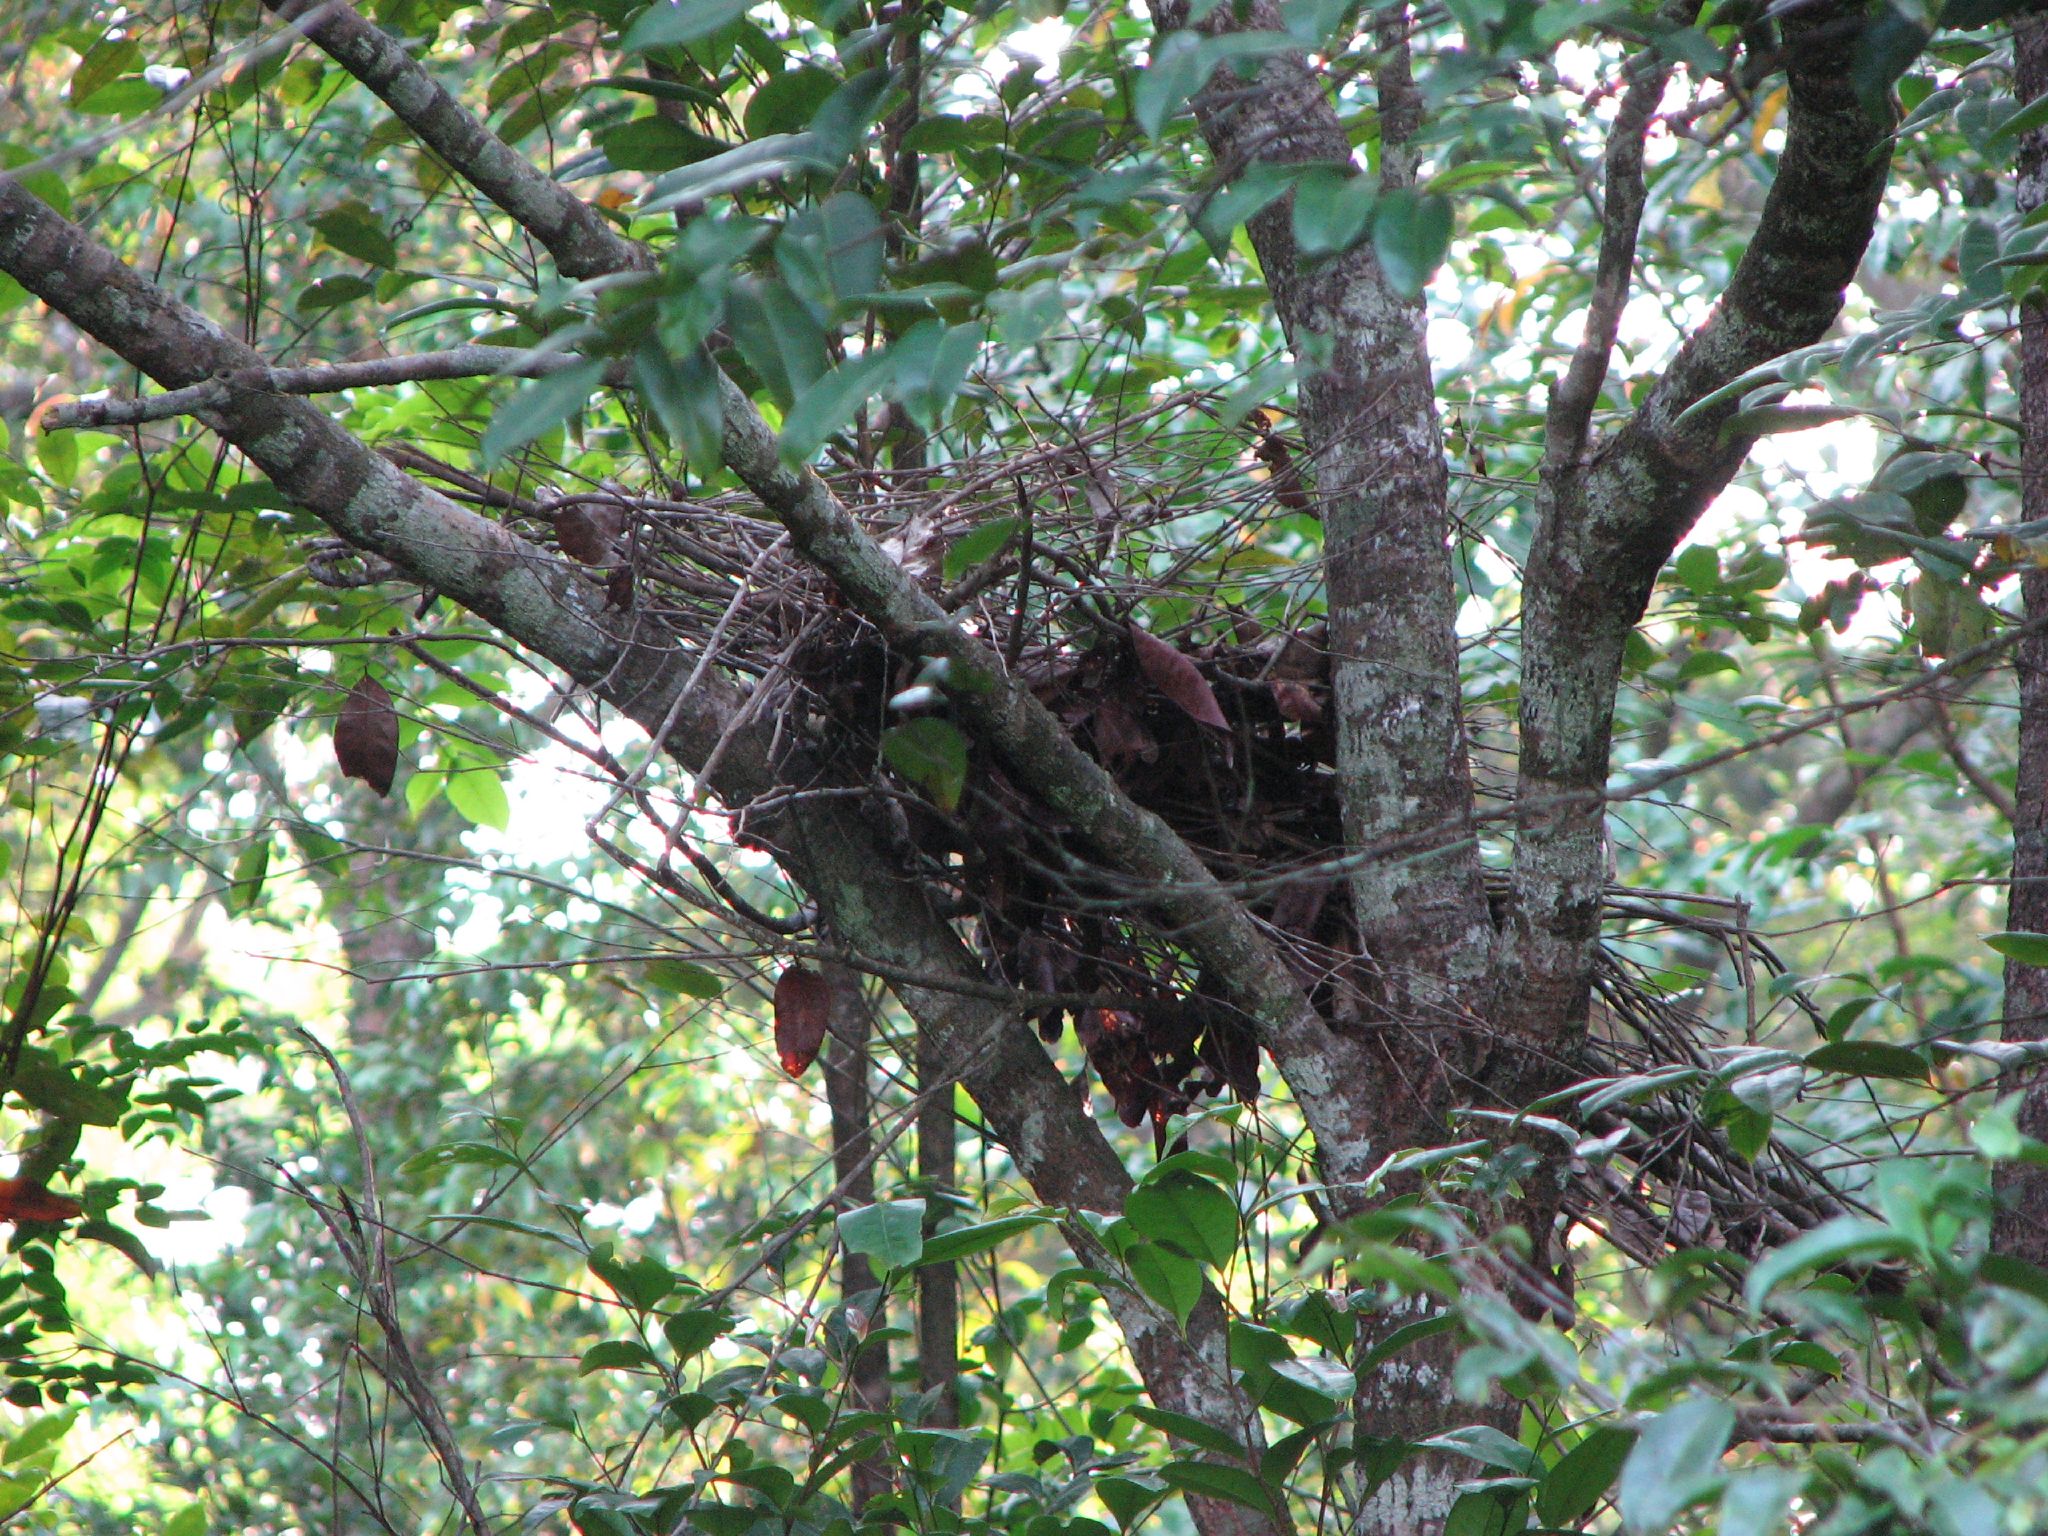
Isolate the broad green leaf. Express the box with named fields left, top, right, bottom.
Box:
left=726, top=275, right=827, bottom=408
left=1156, top=1460, right=1280, bottom=1517
left=662, top=1307, right=732, bottom=1362
left=1803, top=1040, right=1928, bottom=1084
left=313, top=204, right=399, bottom=268
left=1126, top=1240, right=1203, bottom=1329
left=225, top=838, right=269, bottom=916
left=1135, top=33, right=1210, bottom=140
left=1719, top=1466, right=1805, bottom=1536
left=444, top=766, right=511, bottom=831
left=1743, top=1217, right=1910, bottom=1309
left=634, top=341, right=724, bottom=470
left=838, top=1198, right=926, bottom=1270
left=1988, top=931, right=2048, bottom=968
left=1538, top=1424, right=1635, bottom=1527
left=880, top=717, right=969, bottom=815
left=1418, top=1424, right=1540, bottom=1476
left=8, top=1048, right=122, bottom=1126
left=916, top=1213, right=1053, bottom=1267
left=1616, top=1397, right=1733, bottom=1533
left=943, top=516, right=1020, bottom=579
left=1292, top=164, right=1377, bottom=258
left=644, top=959, right=724, bottom=998
left=778, top=348, right=892, bottom=464
left=1372, top=188, right=1453, bottom=298
left=480, top=359, right=607, bottom=467
left=579, top=1340, right=660, bottom=1375
left=621, top=0, right=752, bottom=52
left=1126, top=1171, right=1238, bottom=1268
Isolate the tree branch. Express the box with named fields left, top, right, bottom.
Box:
left=0, top=170, right=1284, bottom=1536
left=275, top=0, right=1379, bottom=1195
left=41, top=347, right=616, bottom=430
left=1504, top=0, right=1893, bottom=1051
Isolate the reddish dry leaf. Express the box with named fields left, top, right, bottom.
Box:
left=606, top=565, right=634, bottom=610
left=556, top=501, right=625, bottom=564
left=335, top=676, right=399, bottom=797
left=1270, top=678, right=1324, bottom=724
left=1129, top=624, right=1228, bottom=731
left=0, top=1178, right=83, bottom=1224
left=1254, top=432, right=1313, bottom=514
left=773, top=966, right=833, bottom=1077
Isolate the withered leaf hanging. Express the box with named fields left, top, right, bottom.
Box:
left=555, top=501, right=626, bottom=564
left=1129, top=623, right=1228, bottom=731
left=334, top=675, right=399, bottom=797
left=773, top=965, right=832, bottom=1077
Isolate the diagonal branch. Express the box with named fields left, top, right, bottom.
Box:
left=1505, top=0, right=1894, bottom=1050
left=272, top=0, right=1381, bottom=1188
left=1542, top=18, right=1691, bottom=471
left=43, top=347, right=617, bottom=430
left=0, top=173, right=1284, bottom=1536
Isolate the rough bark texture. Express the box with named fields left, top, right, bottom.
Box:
left=1997, top=11, right=2048, bottom=1268
left=1506, top=0, right=1893, bottom=1064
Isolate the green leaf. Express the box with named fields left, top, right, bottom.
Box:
left=1126, top=1405, right=1248, bottom=1458
left=943, top=516, right=1020, bottom=579
left=1292, top=165, right=1377, bottom=258
left=880, top=717, right=969, bottom=815
left=777, top=348, right=892, bottom=464
left=889, top=318, right=982, bottom=431
left=634, top=341, right=724, bottom=470
left=838, top=1198, right=926, bottom=1270
left=296, top=275, right=375, bottom=313
left=1988, top=931, right=2048, bottom=968
left=1803, top=1040, right=1928, bottom=1083
left=7, top=1049, right=121, bottom=1126
left=621, top=0, right=752, bottom=53
left=480, top=359, right=607, bottom=467
left=1718, top=1467, right=1805, bottom=1536
left=225, top=838, right=269, bottom=916
left=1126, top=1171, right=1238, bottom=1268
left=1743, top=1217, right=1910, bottom=1309
left=579, top=1340, right=660, bottom=1375
left=1192, top=163, right=1302, bottom=256
left=726, top=275, right=828, bottom=410
left=1157, top=1461, right=1280, bottom=1518
left=1135, top=33, right=1210, bottom=140
left=915, top=1213, right=1052, bottom=1267
left=644, top=959, right=724, bottom=999
left=1372, top=188, right=1453, bottom=298
left=662, top=1306, right=732, bottom=1362
left=1672, top=543, right=1720, bottom=591
left=1616, top=1397, right=1733, bottom=1533
left=1537, top=1424, right=1634, bottom=1527
left=745, top=65, right=838, bottom=139
left=444, top=766, right=510, bottom=831
left=1126, top=1240, right=1203, bottom=1329
left=1849, top=6, right=1930, bottom=122
left=313, top=204, right=399, bottom=268
left=1417, top=1424, right=1540, bottom=1476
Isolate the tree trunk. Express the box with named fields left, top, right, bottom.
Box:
left=1997, top=10, right=2048, bottom=1268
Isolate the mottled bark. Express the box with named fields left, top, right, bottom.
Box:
left=1997, top=11, right=2048, bottom=1268
left=1505, top=0, right=1893, bottom=1057
left=1154, top=0, right=1494, bottom=1128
